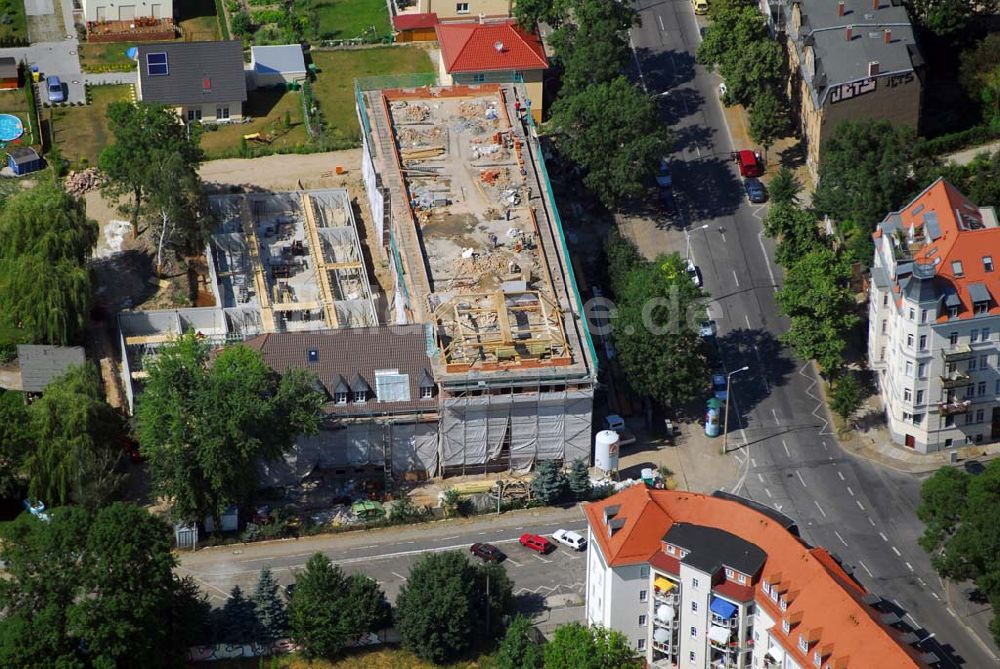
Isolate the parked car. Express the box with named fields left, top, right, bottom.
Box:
left=692, top=0, right=709, bottom=15
left=731, top=150, right=763, bottom=178
left=519, top=533, right=554, bottom=554
left=686, top=259, right=703, bottom=287
left=656, top=158, right=673, bottom=189
left=964, top=460, right=986, bottom=476
left=718, top=81, right=728, bottom=98
left=698, top=319, right=717, bottom=339
left=744, top=178, right=767, bottom=203
left=284, top=583, right=296, bottom=600
left=712, top=373, right=728, bottom=401
left=118, top=435, right=144, bottom=463
left=470, top=542, right=506, bottom=562
left=46, top=75, right=64, bottom=103
left=552, top=529, right=587, bottom=551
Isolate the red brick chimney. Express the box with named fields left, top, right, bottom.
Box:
left=883, top=28, right=892, bottom=44
left=837, top=1, right=845, bottom=16
left=845, top=25, right=853, bottom=41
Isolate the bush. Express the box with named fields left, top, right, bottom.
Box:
left=388, top=493, right=430, bottom=524
left=916, top=124, right=1000, bottom=158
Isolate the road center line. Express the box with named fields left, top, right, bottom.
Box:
left=867, top=516, right=876, bottom=527
left=745, top=314, right=752, bottom=329
left=391, top=571, right=408, bottom=581
left=856, top=500, right=865, bottom=511
left=757, top=473, right=764, bottom=482
left=892, top=546, right=902, bottom=557
left=782, top=440, right=790, bottom=457
left=795, top=470, right=807, bottom=488
left=859, top=561, right=873, bottom=577
left=751, top=458, right=757, bottom=467
left=764, top=487, right=773, bottom=498
left=834, top=530, right=848, bottom=546
left=814, top=500, right=827, bottom=517
left=847, top=486, right=855, bottom=496
left=772, top=409, right=780, bottom=425
left=906, top=562, right=914, bottom=572
left=658, top=14, right=665, bottom=31
left=733, top=269, right=740, bottom=287
left=837, top=471, right=845, bottom=481
left=879, top=532, right=889, bottom=542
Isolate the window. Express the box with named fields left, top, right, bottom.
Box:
left=982, top=355, right=991, bottom=369
left=640, top=566, right=649, bottom=578
left=953, top=260, right=965, bottom=276
left=690, top=627, right=697, bottom=638
left=918, top=362, right=926, bottom=377
left=977, top=434, right=984, bottom=443
left=966, top=413, right=975, bottom=426
left=779, top=598, right=788, bottom=611
left=950, top=306, right=960, bottom=318
left=738, top=573, right=747, bottom=584
left=186, top=108, right=202, bottom=121
left=945, top=415, right=955, bottom=428
left=782, top=619, right=791, bottom=634
left=972, top=329, right=980, bottom=343
left=472, top=73, right=486, bottom=83
left=903, top=387, right=912, bottom=402
left=905, top=360, right=913, bottom=375
left=334, top=391, right=348, bottom=405
left=966, top=435, right=974, bottom=445
left=216, top=106, right=230, bottom=120
left=903, top=412, right=913, bottom=422
left=725, top=568, right=734, bottom=579
left=913, top=413, right=924, bottom=426
left=814, top=651, right=823, bottom=668
left=985, top=256, right=994, bottom=272
left=881, top=320, right=888, bottom=334
left=916, top=390, right=924, bottom=404
left=970, top=358, right=978, bottom=371
left=456, top=2, right=470, bottom=12
left=995, top=379, right=1000, bottom=395
left=420, top=386, right=434, bottom=399
left=976, top=301, right=989, bottom=315
left=977, top=409, right=985, bottom=423
left=691, top=602, right=698, bottom=612
left=146, top=52, right=168, bottom=76
left=945, top=438, right=954, bottom=448
left=639, top=590, right=648, bottom=602
left=353, top=390, right=366, bottom=403
left=950, top=332, right=959, bottom=346
left=880, top=347, right=886, bottom=361
left=799, top=635, right=809, bottom=652
left=919, top=335, right=927, bottom=350
left=689, top=651, right=696, bottom=664
left=907, top=333, right=914, bottom=348
left=638, top=638, right=646, bottom=651
left=909, top=308, right=915, bottom=321
left=921, top=309, right=928, bottom=323
left=984, top=328, right=992, bottom=341
left=979, top=381, right=987, bottom=396
left=966, top=383, right=975, bottom=398
left=307, top=349, right=319, bottom=363
left=692, top=578, right=700, bottom=589
left=639, top=614, right=647, bottom=626
left=883, top=293, right=889, bottom=306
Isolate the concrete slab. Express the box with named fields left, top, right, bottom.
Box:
left=24, top=0, right=54, bottom=16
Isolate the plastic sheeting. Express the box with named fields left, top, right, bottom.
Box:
left=439, top=389, right=592, bottom=472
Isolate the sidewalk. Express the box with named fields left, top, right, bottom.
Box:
left=841, top=423, right=1000, bottom=476
left=943, top=140, right=1000, bottom=167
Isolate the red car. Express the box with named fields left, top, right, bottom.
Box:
left=519, top=533, right=554, bottom=554
left=118, top=435, right=144, bottom=464
left=732, top=150, right=763, bottom=178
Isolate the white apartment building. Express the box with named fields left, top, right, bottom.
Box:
left=584, top=485, right=932, bottom=669
left=869, top=178, right=1000, bottom=453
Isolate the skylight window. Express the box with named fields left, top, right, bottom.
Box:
left=147, top=52, right=168, bottom=76
left=307, top=349, right=318, bottom=363
left=984, top=256, right=994, bottom=272
left=952, top=260, right=964, bottom=276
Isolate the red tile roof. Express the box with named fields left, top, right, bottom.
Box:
left=876, top=178, right=1000, bottom=322
left=435, top=21, right=548, bottom=74
left=392, top=12, right=438, bottom=31
left=584, top=485, right=927, bottom=669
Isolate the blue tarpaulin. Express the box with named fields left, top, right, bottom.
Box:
left=125, top=46, right=138, bottom=59
left=710, top=596, right=737, bottom=619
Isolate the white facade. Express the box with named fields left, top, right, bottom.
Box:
left=82, top=0, right=173, bottom=22
left=586, top=525, right=650, bottom=652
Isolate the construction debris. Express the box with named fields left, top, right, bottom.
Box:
left=64, top=168, right=107, bottom=197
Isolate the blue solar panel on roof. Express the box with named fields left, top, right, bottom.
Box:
left=147, top=52, right=168, bottom=76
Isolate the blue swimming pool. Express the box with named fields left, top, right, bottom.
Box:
left=0, top=114, right=24, bottom=142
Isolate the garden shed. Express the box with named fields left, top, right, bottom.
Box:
left=0, top=58, right=19, bottom=89
left=249, top=45, right=307, bottom=88
left=7, top=147, right=42, bottom=176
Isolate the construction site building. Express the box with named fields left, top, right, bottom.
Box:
left=356, top=81, right=598, bottom=474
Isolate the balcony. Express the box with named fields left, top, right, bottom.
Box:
left=711, top=614, right=739, bottom=628
left=654, top=590, right=679, bottom=606
left=942, top=344, right=974, bottom=361
left=940, top=370, right=972, bottom=388
left=939, top=399, right=972, bottom=415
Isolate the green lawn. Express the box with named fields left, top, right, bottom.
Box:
left=176, top=0, right=221, bottom=41
left=200, top=87, right=309, bottom=158
left=79, top=43, right=134, bottom=72
left=310, top=47, right=434, bottom=144
left=0, top=0, right=28, bottom=44
left=296, top=0, right=389, bottom=41
left=50, top=85, right=132, bottom=168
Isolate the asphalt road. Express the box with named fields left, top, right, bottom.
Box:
left=628, top=1, right=998, bottom=666
left=178, top=506, right=590, bottom=634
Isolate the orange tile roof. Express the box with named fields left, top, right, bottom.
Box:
left=583, top=485, right=926, bottom=668
left=877, top=178, right=1000, bottom=323
left=435, top=21, right=548, bottom=74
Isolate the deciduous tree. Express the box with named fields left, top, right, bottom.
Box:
left=831, top=371, right=864, bottom=422
left=543, top=622, right=636, bottom=669
left=747, top=89, right=787, bottom=163
left=495, top=615, right=544, bottom=669
left=959, top=33, right=1000, bottom=125
left=918, top=466, right=970, bottom=551
left=0, top=389, right=30, bottom=498
left=135, top=332, right=324, bottom=525
left=904, top=0, right=995, bottom=38
left=766, top=167, right=802, bottom=207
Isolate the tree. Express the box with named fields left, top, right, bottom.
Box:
left=567, top=458, right=592, bottom=500
left=531, top=459, right=568, bottom=505
left=904, top=0, right=994, bottom=38
left=917, top=467, right=970, bottom=551
left=543, top=623, right=637, bottom=669
left=135, top=333, right=324, bottom=524
left=341, top=572, right=391, bottom=642
left=762, top=203, right=825, bottom=267
left=831, top=371, right=864, bottom=421
left=25, top=364, right=123, bottom=508
left=549, top=0, right=640, bottom=97
left=717, top=39, right=785, bottom=108
left=217, top=585, right=259, bottom=644
left=145, top=150, right=213, bottom=274
left=0, top=503, right=196, bottom=668
left=0, top=180, right=96, bottom=346
left=100, top=102, right=204, bottom=240
left=513, top=0, right=568, bottom=28
left=476, top=561, right=513, bottom=640
left=0, top=389, right=31, bottom=498
left=776, top=247, right=859, bottom=373
left=549, top=76, right=673, bottom=206
left=396, top=551, right=485, bottom=663
left=747, top=89, right=787, bottom=163
left=767, top=167, right=802, bottom=207
left=230, top=10, right=253, bottom=36
left=495, top=615, right=544, bottom=669
left=251, top=567, right=287, bottom=643
left=959, top=33, right=1000, bottom=125
left=812, top=120, right=925, bottom=261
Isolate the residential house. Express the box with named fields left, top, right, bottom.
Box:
left=435, top=20, right=548, bottom=122
left=16, top=345, right=86, bottom=393
left=82, top=0, right=173, bottom=23
left=408, top=0, right=513, bottom=21
left=869, top=178, right=1000, bottom=453
left=249, top=45, right=307, bottom=88
left=135, top=41, right=247, bottom=123
left=768, top=0, right=923, bottom=178
left=585, top=484, right=933, bottom=668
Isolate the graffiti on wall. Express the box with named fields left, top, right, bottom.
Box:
left=886, top=72, right=915, bottom=89
left=830, top=77, right=877, bottom=104
left=188, top=639, right=296, bottom=662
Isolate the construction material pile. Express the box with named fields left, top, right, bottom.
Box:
left=64, top=168, right=107, bottom=197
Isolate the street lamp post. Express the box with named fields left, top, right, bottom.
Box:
left=722, top=366, right=750, bottom=455
left=684, top=224, right=710, bottom=260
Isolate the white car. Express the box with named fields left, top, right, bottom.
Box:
left=552, top=529, right=587, bottom=551
left=686, top=259, right=703, bottom=287
left=698, top=319, right=717, bottom=338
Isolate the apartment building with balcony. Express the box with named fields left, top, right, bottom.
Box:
left=868, top=178, right=1000, bottom=453
left=584, top=485, right=931, bottom=669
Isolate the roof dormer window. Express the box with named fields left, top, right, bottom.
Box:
left=813, top=651, right=823, bottom=667
left=952, top=260, right=964, bottom=276
left=353, top=390, right=367, bottom=403
left=307, top=349, right=319, bottom=363
left=984, top=256, right=994, bottom=272
left=334, top=391, right=348, bottom=405
left=798, top=635, right=809, bottom=652
left=782, top=619, right=790, bottom=634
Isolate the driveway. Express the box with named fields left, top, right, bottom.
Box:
left=0, top=41, right=85, bottom=104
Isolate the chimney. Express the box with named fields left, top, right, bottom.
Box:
left=872, top=0, right=879, bottom=9
left=845, top=25, right=853, bottom=41
left=883, top=27, right=892, bottom=43
left=837, top=0, right=845, bottom=16
left=869, top=60, right=880, bottom=76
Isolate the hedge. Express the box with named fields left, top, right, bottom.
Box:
left=917, top=124, right=1000, bottom=159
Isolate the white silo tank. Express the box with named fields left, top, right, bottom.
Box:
left=595, top=430, right=620, bottom=472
